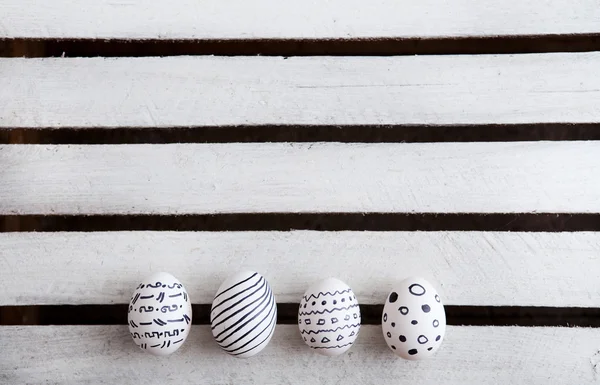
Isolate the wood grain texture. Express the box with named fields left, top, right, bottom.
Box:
left=2, top=54, right=600, bottom=127
left=1, top=325, right=599, bottom=384
left=1, top=231, right=599, bottom=306
left=1, top=142, right=600, bottom=215
left=1, top=0, right=600, bottom=39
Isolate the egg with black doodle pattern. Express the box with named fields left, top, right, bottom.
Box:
left=127, top=272, right=192, bottom=356
left=382, top=276, right=445, bottom=360
left=298, top=278, right=361, bottom=356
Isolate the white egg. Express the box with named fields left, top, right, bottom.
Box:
left=382, top=277, right=446, bottom=360
left=211, top=271, right=277, bottom=358
left=127, top=272, right=192, bottom=356
left=298, top=277, right=361, bottom=356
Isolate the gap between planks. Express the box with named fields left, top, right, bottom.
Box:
left=1, top=304, right=599, bottom=327
left=1, top=124, right=600, bottom=144
left=3, top=35, right=600, bottom=57
left=1, top=214, right=600, bottom=232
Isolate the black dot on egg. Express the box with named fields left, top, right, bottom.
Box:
left=391, top=345, right=396, bottom=350
left=312, top=301, right=316, bottom=306
left=433, top=319, right=439, bottom=327
left=348, top=296, right=352, bottom=301
left=391, top=322, right=395, bottom=327
left=388, top=292, right=398, bottom=303
left=162, top=285, right=166, bottom=288
left=140, top=285, right=145, bottom=289
left=428, top=347, right=433, bottom=351
left=303, top=304, right=307, bottom=308
left=386, top=332, right=392, bottom=338
left=341, top=298, right=346, bottom=303
left=383, top=313, right=388, bottom=322
left=409, top=283, right=426, bottom=296
left=399, top=335, right=406, bottom=342
left=180, top=305, right=182, bottom=308
left=180, top=329, right=184, bottom=332
left=417, top=335, right=428, bottom=344
left=322, top=300, right=327, bottom=306
left=411, top=320, right=418, bottom=325
left=436, top=335, right=441, bottom=341
left=422, top=304, right=431, bottom=313
left=408, top=349, right=418, bottom=355
left=333, top=300, right=337, bottom=305
left=399, top=306, right=409, bottom=315
left=435, top=294, right=441, bottom=303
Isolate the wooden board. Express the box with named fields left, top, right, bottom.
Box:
left=1, top=325, right=598, bottom=384
left=2, top=0, right=600, bottom=39
left=1, top=231, right=599, bottom=306
left=1, top=54, right=600, bottom=127
left=1, top=142, right=600, bottom=215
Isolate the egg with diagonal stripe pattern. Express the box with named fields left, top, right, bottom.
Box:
left=210, top=271, right=277, bottom=358
left=298, top=278, right=361, bottom=355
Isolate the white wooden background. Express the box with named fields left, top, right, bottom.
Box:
left=1, top=0, right=600, bottom=383
left=2, top=0, right=599, bottom=39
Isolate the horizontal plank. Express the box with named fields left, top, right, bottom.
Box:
left=1, top=142, right=600, bottom=214
left=1, top=231, right=599, bottom=306
left=1, top=0, right=600, bottom=40
left=1, top=325, right=599, bottom=384
left=1, top=54, right=600, bottom=127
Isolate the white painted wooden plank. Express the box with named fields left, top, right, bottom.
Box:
left=2, top=0, right=599, bottom=39
left=1, top=54, right=600, bottom=127
left=1, top=142, right=600, bottom=215
left=1, top=325, right=598, bottom=384
left=1, top=231, right=599, bottom=307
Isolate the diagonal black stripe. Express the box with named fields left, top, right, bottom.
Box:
left=211, top=278, right=267, bottom=324
left=230, top=306, right=278, bottom=356
left=2, top=213, right=600, bottom=232
left=2, top=124, right=600, bottom=145
left=220, top=294, right=277, bottom=351
left=1, top=304, right=599, bottom=327
left=213, top=272, right=258, bottom=301
left=216, top=289, right=276, bottom=346
left=210, top=275, right=263, bottom=314
left=213, top=285, right=271, bottom=338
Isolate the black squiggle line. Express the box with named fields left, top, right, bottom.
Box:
left=300, top=324, right=360, bottom=334
left=311, top=342, right=354, bottom=349
left=299, top=304, right=359, bottom=315
left=303, top=289, right=351, bottom=301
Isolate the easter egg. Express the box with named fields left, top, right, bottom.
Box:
left=382, top=277, right=446, bottom=360
left=298, top=278, right=361, bottom=355
left=127, top=272, right=192, bottom=356
left=211, top=271, right=277, bottom=358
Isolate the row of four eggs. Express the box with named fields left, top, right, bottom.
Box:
left=128, top=271, right=446, bottom=360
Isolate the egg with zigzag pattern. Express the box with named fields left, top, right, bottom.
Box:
left=298, top=278, right=361, bottom=356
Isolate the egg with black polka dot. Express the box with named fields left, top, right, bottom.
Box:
left=381, top=277, right=445, bottom=360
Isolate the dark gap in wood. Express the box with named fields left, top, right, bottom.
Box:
left=2, top=124, right=600, bottom=144
left=2, top=35, right=600, bottom=57
left=1, top=214, right=599, bottom=232
left=1, top=305, right=598, bottom=327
